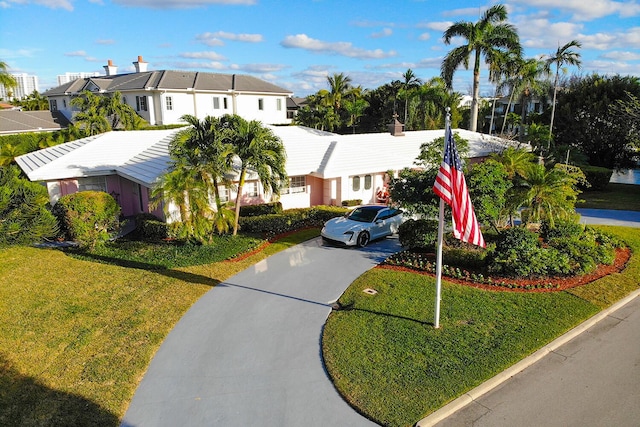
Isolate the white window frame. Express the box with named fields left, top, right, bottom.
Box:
left=223, top=97, right=228, bottom=109
left=282, top=176, right=306, bottom=194
left=213, top=97, right=220, bottom=109
left=218, top=185, right=230, bottom=203
left=246, top=181, right=258, bottom=197
left=166, top=96, right=173, bottom=111
left=258, top=98, right=264, bottom=111
left=352, top=176, right=361, bottom=192
left=77, top=176, right=107, bottom=192
left=364, top=174, right=372, bottom=190
left=277, top=98, right=282, bottom=111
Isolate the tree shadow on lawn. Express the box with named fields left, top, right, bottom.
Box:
left=0, top=354, right=119, bottom=427
left=63, top=252, right=220, bottom=287
left=335, top=302, right=434, bottom=327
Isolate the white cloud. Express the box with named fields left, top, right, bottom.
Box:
left=371, top=28, right=393, bottom=38
left=416, top=21, right=453, bottom=32
left=112, top=0, right=255, bottom=8
left=237, top=63, right=287, bottom=73
left=508, top=0, right=640, bottom=21
left=95, top=39, right=115, bottom=45
left=3, top=0, right=74, bottom=10
left=64, top=50, right=87, bottom=57
left=195, top=31, right=262, bottom=46
left=180, top=51, right=226, bottom=60
left=281, top=34, right=397, bottom=59
left=418, top=33, right=430, bottom=41
left=600, top=51, right=640, bottom=61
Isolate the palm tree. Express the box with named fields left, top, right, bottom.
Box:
left=512, top=58, right=549, bottom=138
left=343, top=86, right=369, bottom=133
left=71, top=91, right=110, bottom=136
left=327, top=72, right=352, bottom=112
left=151, top=115, right=235, bottom=241
left=410, top=77, right=449, bottom=130
left=222, top=115, right=288, bottom=236
left=0, top=60, right=17, bottom=98
left=441, top=4, right=521, bottom=132
left=399, top=69, right=422, bottom=128
left=545, top=40, right=582, bottom=145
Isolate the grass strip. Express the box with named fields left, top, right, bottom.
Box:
left=322, top=226, right=640, bottom=427
left=579, top=183, right=640, bottom=211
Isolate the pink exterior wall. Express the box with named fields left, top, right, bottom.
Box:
left=308, top=175, right=324, bottom=206
left=59, top=179, right=78, bottom=196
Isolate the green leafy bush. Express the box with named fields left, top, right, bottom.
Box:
left=239, top=202, right=283, bottom=217
left=341, top=199, right=362, bottom=207
left=0, top=165, right=59, bottom=246
left=239, top=205, right=346, bottom=236
left=580, top=165, right=612, bottom=190
left=398, top=219, right=439, bottom=250
left=53, top=191, right=120, bottom=249
left=540, top=219, right=585, bottom=240
left=134, top=213, right=168, bottom=241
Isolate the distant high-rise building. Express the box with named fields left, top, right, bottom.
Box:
left=0, top=73, right=39, bottom=100
left=57, top=72, right=101, bottom=86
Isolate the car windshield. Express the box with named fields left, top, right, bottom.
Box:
left=348, top=207, right=380, bottom=223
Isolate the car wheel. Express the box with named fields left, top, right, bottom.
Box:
left=357, top=231, right=370, bottom=247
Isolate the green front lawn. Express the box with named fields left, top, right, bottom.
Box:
left=322, top=226, right=640, bottom=427
left=579, top=183, right=640, bottom=211
left=0, top=229, right=318, bottom=426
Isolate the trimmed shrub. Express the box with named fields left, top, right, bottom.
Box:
left=398, top=219, right=439, bottom=250
left=540, top=219, right=584, bottom=241
left=239, top=202, right=283, bottom=217
left=53, top=191, right=120, bottom=249
left=341, top=199, right=362, bottom=207
left=239, top=205, right=347, bottom=236
left=580, top=165, right=613, bottom=190
left=134, top=213, right=168, bottom=241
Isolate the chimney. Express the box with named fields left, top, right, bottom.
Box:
left=388, top=114, right=405, bottom=136
left=104, top=59, right=118, bottom=76
left=133, top=55, right=148, bottom=73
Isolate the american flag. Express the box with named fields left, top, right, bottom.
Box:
left=433, top=126, right=486, bottom=248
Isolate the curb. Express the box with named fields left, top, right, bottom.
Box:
left=415, top=289, right=640, bottom=427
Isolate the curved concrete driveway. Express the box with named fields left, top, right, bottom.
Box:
left=122, top=237, right=401, bottom=427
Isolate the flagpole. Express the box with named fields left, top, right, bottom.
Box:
left=434, top=107, right=451, bottom=329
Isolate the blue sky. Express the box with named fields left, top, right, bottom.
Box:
left=1, top=0, right=639, bottom=97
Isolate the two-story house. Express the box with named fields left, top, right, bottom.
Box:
left=43, top=56, right=293, bottom=126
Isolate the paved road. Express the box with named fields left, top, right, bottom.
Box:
left=577, top=209, right=640, bottom=228
left=121, top=237, right=401, bottom=427
left=427, top=293, right=640, bottom=427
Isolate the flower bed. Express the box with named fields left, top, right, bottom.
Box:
left=381, top=247, right=631, bottom=292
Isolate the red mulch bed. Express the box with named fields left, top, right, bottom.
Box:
left=377, top=247, right=631, bottom=293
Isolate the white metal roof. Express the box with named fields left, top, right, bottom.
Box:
left=16, top=125, right=526, bottom=187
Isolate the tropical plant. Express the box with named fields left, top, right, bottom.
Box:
left=512, top=58, right=549, bottom=136
left=16, top=90, right=49, bottom=111
left=545, top=40, right=582, bottom=145
left=0, top=165, right=59, bottom=246
left=441, top=4, right=521, bottom=131
left=398, top=69, right=422, bottom=129
left=220, top=115, right=288, bottom=236
left=343, top=88, right=369, bottom=134
left=327, top=72, right=353, bottom=113
left=151, top=115, right=235, bottom=241
left=71, top=91, right=111, bottom=136
left=554, top=74, right=640, bottom=169
left=0, top=60, right=17, bottom=98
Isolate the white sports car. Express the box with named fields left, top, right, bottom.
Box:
left=321, top=205, right=404, bottom=247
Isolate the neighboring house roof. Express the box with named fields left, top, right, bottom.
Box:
left=43, top=71, right=293, bottom=97
left=15, top=126, right=526, bottom=188
left=0, top=110, right=71, bottom=134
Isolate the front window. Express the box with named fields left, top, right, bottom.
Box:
left=218, top=185, right=230, bottom=203
left=78, top=176, right=106, bottom=192
left=352, top=176, right=360, bottom=192
left=258, top=98, right=264, bottom=110
left=223, top=97, right=228, bottom=109
left=136, top=96, right=147, bottom=111
left=277, top=98, right=282, bottom=111
left=213, top=97, right=220, bottom=109
left=50, top=99, right=57, bottom=111
left=166, top=96, right=173, bottom=111
left=364, top=174, right=372, bottom=190
left=247, top=182, right=258, bottom=197
left=282, top=176, right=306, bottom=194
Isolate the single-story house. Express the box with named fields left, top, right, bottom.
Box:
left=15, top=123, right=526, bottom=221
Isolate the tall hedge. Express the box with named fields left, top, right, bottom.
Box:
left=53, top=191, right=120, bottom=249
